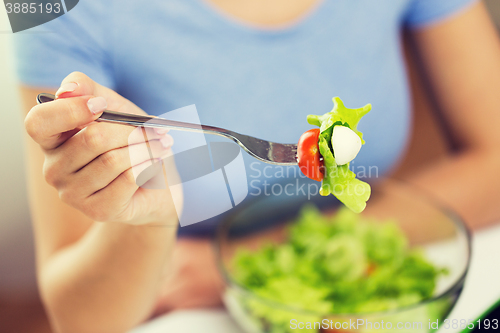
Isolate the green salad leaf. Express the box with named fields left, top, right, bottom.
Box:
left=231, top=206, right=447, bottom=332
left=307, top=97, right=372, bottom=213
left=307, top=97, right=371, bottom=143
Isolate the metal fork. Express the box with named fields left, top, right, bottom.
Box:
left=37, top=93, right=298, bottom=165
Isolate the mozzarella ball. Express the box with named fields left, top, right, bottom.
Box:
left=331, top=125, right=362, bottom=165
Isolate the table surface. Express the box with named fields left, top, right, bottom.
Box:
left=131, top=223, right=500, bottom=333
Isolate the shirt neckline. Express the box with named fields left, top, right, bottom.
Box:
left=193, top=0, right=328, bottom=36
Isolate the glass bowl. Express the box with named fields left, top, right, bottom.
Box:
left=215, top=180, right=471, bottom=333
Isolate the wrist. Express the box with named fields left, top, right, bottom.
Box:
left=96, top=220, right=178, bottom=247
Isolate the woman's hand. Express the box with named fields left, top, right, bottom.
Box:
left=153, top=238, right=225, bottom=315
left=25, top=72, right=182, bottom=225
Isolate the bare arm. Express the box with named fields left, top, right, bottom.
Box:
left=21, top=73, right=181, bottom=333
left=406, top=1, right=500, bottom=229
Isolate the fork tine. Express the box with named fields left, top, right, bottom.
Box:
left=231, top=133, right=298, bottom=165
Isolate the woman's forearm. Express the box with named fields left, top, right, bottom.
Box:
left=405, top=2, right=500, bottom=230
left=41, top=221, right=177, bottom=333
left=403, top=148, right=500, bottom=230
left=20, top=83, right=182, bottom=333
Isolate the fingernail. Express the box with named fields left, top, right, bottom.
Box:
left=55, top=82, right=78, bottom=97
left=87, top=97, right=107, bottom=115
left=155, top=128, right=169, bottom=135
left=160, top=135, right=174, bottom=149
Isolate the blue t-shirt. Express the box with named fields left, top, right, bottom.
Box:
left=14, top=0, right=476, bottom=234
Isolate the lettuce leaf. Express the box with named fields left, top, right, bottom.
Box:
left=307, top=97, right=372, bottom=213
left=307, top=97, right=371, bottom=143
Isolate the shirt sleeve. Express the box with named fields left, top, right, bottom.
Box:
left=404, top=0, right=479, bottom=28
left=13, top=2, right=115, bottom=89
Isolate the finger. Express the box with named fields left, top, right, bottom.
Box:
left=55, top=71, right=104, bottom=99
left=81, top=140, right=171, bottom=193
left=25, top=95, right=107, bottom=150
left=54, top=72, right=139, bottom=114
left=82, top=159, right=165, bottom=222
left=48, top=122, right=173, bottom=175
left=132, top=154, right=170, bottom=188
left=58, top=141, right=172, bottom=202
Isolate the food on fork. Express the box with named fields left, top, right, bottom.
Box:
left=297, top=97, right=371, bottom=213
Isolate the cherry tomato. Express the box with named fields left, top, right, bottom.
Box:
left=365, top=263, right=377, bottom=276
left=297, top=128, right=324, bottom=181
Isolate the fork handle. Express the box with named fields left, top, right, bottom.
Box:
left=36, top=93, right=235, bottom=138
left=99, top=110, right=208, bottom=133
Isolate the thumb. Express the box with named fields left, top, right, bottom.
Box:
left=55, top=71, right=101, bottom=99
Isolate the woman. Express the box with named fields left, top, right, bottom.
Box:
left=16, top=0, right=500, bottom=332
